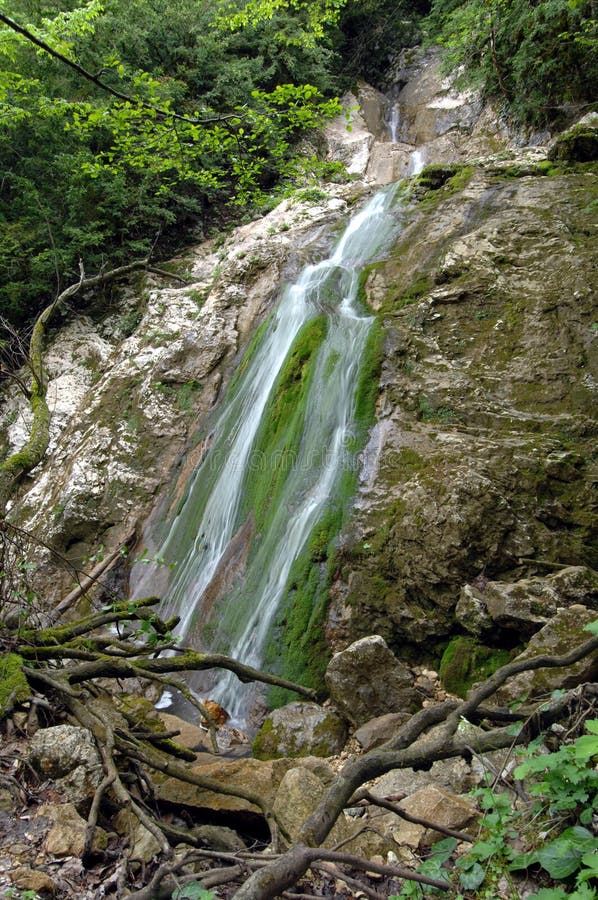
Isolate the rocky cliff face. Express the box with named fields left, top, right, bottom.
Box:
left=328, top=160, right=597, bottom=657
left=1, top=51, right=596, bottom=667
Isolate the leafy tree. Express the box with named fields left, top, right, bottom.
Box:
left=0, top=0, right=344, bottom=330
left=427, top=0, right=597, bottom=126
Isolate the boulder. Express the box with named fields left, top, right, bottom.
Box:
left=548, top=112, right=598, bottom=163
left=190, top=825, right=246, bottom=853
left=354, top=712, right=411, bottom=751
left=272, top=767, right=358, bottom=850
left=252, top=702, right=347, bottom=760
left=38, top=802, right=108, bottom=857
left=113, top=809, right=161, bottom=862
left=157, top=712, right=212, bottom=751
left=390, top=785, right=479, bottom=849
left=483, top=567, right=598, bottom=635
left=325, top=636, right=421, bottom=726
left=153, top=755, right=334, bottom=817
left=456, top=568, right=598, bottom=639
left=28, top=725, right=103, bottom=805
left=372, top=756, right=476, bottom=802
left=10, top=866, right=57, bottom=895
left=493, top=605, right=598, bottom=706
left=455, top=585, right=492, bottom=636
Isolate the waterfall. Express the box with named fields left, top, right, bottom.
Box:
left=387, top=102, right=400, bottom=142
left=133, top=186, right=405, bottom=723
left=409, top=147, right=426, bottom=175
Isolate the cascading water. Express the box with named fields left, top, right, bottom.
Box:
left=387, top=102, right=400, bottom=142
left=133, top=185, right=405, bottom=723
left=409, top=147, right=426, bottom=175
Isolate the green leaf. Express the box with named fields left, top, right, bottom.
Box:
left=458, top=861, right=486, bottom=890
left=172, top=884, right=215, bottom=900
left=583, top=619, right=598, bottom=635
left=535, top=827, right=598, bottom=879
left=574, top=734, right=598, bottom=761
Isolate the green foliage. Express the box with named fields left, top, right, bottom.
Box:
left=393, top=837, right=457, bottom=898
left=0, top=0, right=345, bottom=329
left=172, top=884, right=215, bottom=900
left=335, top=0, right=428, bottom=85
left=428, top=0, right=597, bottom=127
left=392, top=718, right=598, bottom=898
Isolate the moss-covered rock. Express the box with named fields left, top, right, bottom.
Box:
left=0, top=653, right=30, bottom=718
left=493, top=605, right=598, bottom=706
left=549, top=113, right=598, bottom=163
left=252, top=702, right=347, bottom=760
left=439, top=637, right=511, bottom=697
left=328, top=166, right=598, bottom=658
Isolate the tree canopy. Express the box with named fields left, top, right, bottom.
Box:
left=0, top=0, right=595, bottom=333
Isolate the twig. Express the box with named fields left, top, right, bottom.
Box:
left=352, top=789, right=474, bottom=843
left=313, top=861, right=387, bottom=900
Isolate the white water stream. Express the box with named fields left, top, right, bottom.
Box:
left=134, top=186, right=406, bottom=722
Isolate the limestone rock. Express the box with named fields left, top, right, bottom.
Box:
left=325, top=636, right=420, bottom=726
left=548, top=112, right=598, bottom=163
left=455, top=585, right=492, bottom=636
left=157, top=712, right=211, bottom=751
left=484, top=567, right=598, bottom=634
left=38, top=802, right=108, bottom=857
left=153, top=755, right=333, bottom=817
left=372, top=756, right=475, bottom=802
left=457, top=568, right=598, bottom=638
left=325, top=93, right=374, bottom=175
left=10, top=866, right=57, bottom=894
left=354, top=712, right=411, bottom=751
left=28, top=725, right=102, bottom=804
left=493, top=605, right=598, bottom=706
left=328, top=168, right=597, bottom=653
left=112, top=806, right=161, bottom=861
left=391, top=785, right=479, bottom=849
left=130, top=823, right=162, bottom=863
left=252, top=702, right=347, bottom=760
left=191, top=824, right=246, bottom=853
left=272, top=767, right=356, bottom=849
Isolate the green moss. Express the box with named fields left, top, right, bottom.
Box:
left=351, top=319, right=384, bottom=447
left=227, top=317, right=271, bottom=395
left=252, top=716, right=275, bottom=759
left=416, top=164, right=475, bottom=201
left=439, top=637, right=511, bottom=697
left=418, top=394, right=459, bottom=424
left=263, top=324, right=384, bottom=705
left=242, top=316, right=328, bottom=531
left=0, top=653, right=30, bottom=718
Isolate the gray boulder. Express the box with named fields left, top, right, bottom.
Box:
left=252, top=701, right=347, bottom=760
left=493, top=605, right=598, bottom=706
left=325, top=635, right=421, bottom=727
left=28, top=725, right=103, bottom=805
left=457, top=567, right=598, bottom=638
